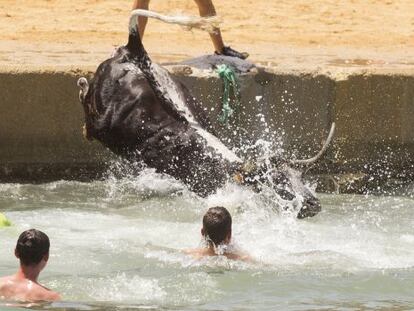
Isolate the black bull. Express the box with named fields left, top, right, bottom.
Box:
left=77, top=15, right=334, bottom=218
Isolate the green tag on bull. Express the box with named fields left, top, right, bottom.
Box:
left=216, top=64, right=240, bottom=124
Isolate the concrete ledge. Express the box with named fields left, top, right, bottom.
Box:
left=1, top=64, right=414, bottom=193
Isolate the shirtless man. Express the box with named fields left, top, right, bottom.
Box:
left=132, top=0, right=249, bottom=59
left=185, top=206, right=252, bottom=261
left=0, top=229, right=60, bottom=302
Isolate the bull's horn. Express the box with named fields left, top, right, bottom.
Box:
left=77, top=77, right=89, bottom=91
left=77, top=77, right=89, bottom=102
left=290, top=122, right=336, bottom=166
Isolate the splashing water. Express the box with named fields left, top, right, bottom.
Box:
left=1, top=169, right=414, bottom=310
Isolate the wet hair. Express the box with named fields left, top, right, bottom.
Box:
left=202, top=207, right=232, bottom=246
left=15, top=229, right=50, bottom=266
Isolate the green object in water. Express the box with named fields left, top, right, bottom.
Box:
left=216, top=64, right=240, bottom=124
left=0, top=212, right=11, bottom=227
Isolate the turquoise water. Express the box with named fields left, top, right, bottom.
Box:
left=1, top=170, right=414, bottom=310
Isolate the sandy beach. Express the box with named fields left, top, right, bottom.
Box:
left=0, top=0, right=413, bottom=68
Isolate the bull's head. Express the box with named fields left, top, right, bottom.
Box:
left=76, top=44, right=130, bottom=142
left=236, top=123, right=335, bottom=218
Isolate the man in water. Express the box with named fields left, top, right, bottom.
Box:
left=0, top=229, right=60, bottom=302
left=132, top=0, right=249, bottom=59
left=185, top=206, right=252, bottom=261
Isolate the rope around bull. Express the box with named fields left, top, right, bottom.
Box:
left=216, top=64, right=240, bottom=124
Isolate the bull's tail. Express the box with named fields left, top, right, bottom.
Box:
left=129, top=9, right=220, bottom=34
left=289, top=122, right=336, bottom=166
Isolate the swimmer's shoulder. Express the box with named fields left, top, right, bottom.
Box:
left=0, top=275, right=13, bottom=283
left=0, top=275, right=14, bottom=291
left=183, top=248, right=210, bottom=259
left=184, top=248, right=254, bottom=262
left=225, top=251, right=254, bottom=263
left=0, top=276, right=6, bottom=286
left=39, top=289, right=60, bottom=302
left=0, top=278, right=61, bottom=302
left=0, top=275, right=24, bottom=300
left=31, top=283, right=61, bottom=302
left=0, top=276, right=7, bottom=296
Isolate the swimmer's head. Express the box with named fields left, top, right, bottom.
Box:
left=202, top=207, right=232, bottom=246
left=15, top=229, right=50, bottom=267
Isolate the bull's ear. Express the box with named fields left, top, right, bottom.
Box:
left=77, top=77, right=89, bottom=102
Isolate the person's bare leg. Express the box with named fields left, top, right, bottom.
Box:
left=193, top=0, right=248, bottom=59
left=132, top=0, right=150, bottom=39
left=193, top=0, right=224, bottom=53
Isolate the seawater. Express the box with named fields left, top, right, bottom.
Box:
left=1, top=169, right=414, bottom=310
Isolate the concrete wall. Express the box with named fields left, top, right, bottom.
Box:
left=334, top=74, right=414, bottom=169
left=1, top=66, right=414, bottom=191
left=0, top=69, right=113, bottom=181
left=176, top=70, right=336, bottom=161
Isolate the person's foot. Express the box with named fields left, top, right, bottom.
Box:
left=215, top=46, right=249, bottom=60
